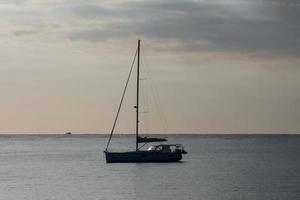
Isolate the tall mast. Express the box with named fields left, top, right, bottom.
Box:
left=136, top=40, right=140, bottom=151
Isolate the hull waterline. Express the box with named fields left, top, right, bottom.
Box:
left=104, top=151, right=182, bottom=163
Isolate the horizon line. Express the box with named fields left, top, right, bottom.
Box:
left=0, top=132, right=299, bottom=135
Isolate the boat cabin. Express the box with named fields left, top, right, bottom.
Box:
left=147, top=144, right=187, bottom=154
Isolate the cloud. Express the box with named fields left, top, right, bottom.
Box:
left=13, top=30, right=37, bottom=36
left=69, top=28, right=130, bottom=42
left=1, top=0, right=299, bottom=57
left=64, top=0, right=300, bottom=57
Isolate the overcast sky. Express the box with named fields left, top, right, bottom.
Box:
left=0, top=0, right=299, bottom=133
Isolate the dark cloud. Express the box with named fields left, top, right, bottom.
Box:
left=68, top=5, right=120, bottom=19
left=69, top=28, right=130, bottom=42
left=13, top=30, right=37, bottom=36
left=66, top=0, right=300, bottom=56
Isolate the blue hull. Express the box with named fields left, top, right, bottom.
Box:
left=104, top=151, right=182, bottom=163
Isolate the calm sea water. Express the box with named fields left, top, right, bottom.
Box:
left=0, top=134, right=299, bottom=200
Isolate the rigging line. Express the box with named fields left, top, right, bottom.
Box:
left=105, top=47, right=138, bottom=151
left=137, top=142, right=148, bottom=150
left=140, top=52, right=149, bottom=134
left=142, top=48, right=168, bottom=133
left=150, top=83, right=167, bottom=132
left=140, top=47, right=154, bottom=133
left=142, top=47, right=151, bottom=134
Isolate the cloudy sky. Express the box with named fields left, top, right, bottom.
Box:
left=0, top=0, right=299, bottom=133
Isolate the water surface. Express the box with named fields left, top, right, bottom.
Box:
left=0, top=134, right=299, bottom=200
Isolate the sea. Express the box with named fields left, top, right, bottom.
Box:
left=0, top=134, right=299, bottom=200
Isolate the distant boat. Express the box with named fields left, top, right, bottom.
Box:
left=65, top=132, right=72, bottom=135
left=104, top=40, right=187, bottom=163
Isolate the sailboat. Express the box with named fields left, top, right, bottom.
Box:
left=104, top=40, right=187, bottom=163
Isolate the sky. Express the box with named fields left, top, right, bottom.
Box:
left=0, top=0, right=299, bottom=134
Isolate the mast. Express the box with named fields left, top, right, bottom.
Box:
left=136, top=40, right=140, bottom=151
